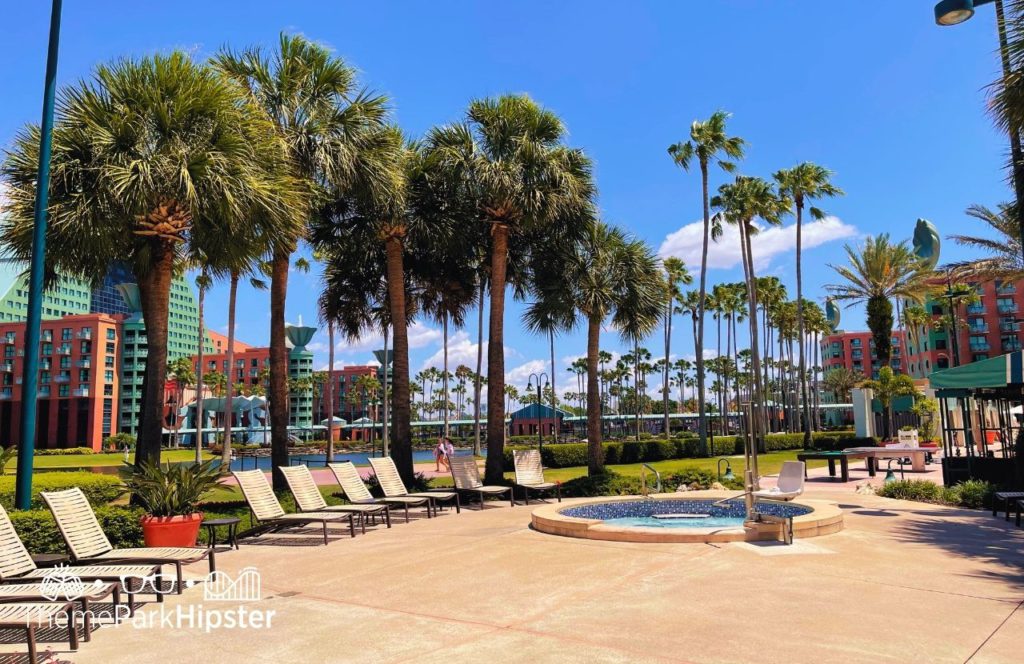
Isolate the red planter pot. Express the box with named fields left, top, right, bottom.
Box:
left=140, top=513, right=203, bottom=547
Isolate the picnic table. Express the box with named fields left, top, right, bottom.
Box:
left=845, top=447, right=931, bottom=475
left=796, top=451, right=852, bottom=482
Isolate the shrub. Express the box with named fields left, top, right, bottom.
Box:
left=559, top=471, right=642, bottom=497
left=875, top=480, right=942, bottom=502
left=121, top=460, right=223, bottom=517
left=103, top=433, right=136, bottom=451
left=362, top=471, right=432, bottom=496
left=34, top=447, right=95, bottom=456
left=946, top=479, right=993, bottom=509
left=10, top=506, right=144, bottom=554
left=876, top=479, right=994, bottom=509
left=0, top=472, right=123, bottom=510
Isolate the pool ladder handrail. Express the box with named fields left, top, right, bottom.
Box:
left=640, top=463, right=662, bottom=497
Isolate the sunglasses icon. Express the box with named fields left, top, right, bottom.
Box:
left=119, top=573, right=179, bottom=595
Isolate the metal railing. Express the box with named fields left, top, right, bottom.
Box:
left=639, top=463, right=662, bottom=498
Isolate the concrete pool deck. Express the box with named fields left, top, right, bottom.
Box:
left=29, top=487, right=1024, bottom=663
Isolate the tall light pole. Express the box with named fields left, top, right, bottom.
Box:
left=15, top=0, right=63, bottom=511
left=936, top=0, right=1024, bottom=268
left=527, top=372, right=549, bottom=456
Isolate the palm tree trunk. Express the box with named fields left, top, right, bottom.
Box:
left=383, top=234, right=413, bottom=484
left=663, top=299, right=672, bottom=439
left=696, top=160, right=711, bottom=456
left=195, top=282, right=206, bottom=464
left=484, top=222, right=510, bottom=484
left=549, top=329, right=558, bottom=443
left=221, top=272, right=239, bottom=471
left=134, top=241, right=175, bottom=468
left=382, top=325, right=389, bottom=457
left=268, top=247, right=292, bottom=490
left=442, top=314, right=450, bottom=439
left=795, top=203, right=812, bottom=447
left=739, top=224, right=763, bottom=485
left=586, top=314, right=604, bottom=475
left=326, top=320, right=336, bottom=462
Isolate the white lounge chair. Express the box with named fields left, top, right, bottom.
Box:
left=328, top=461, right=432, bottom=523
left=513, top=450, right=561, bottom=504
left=447, top=455, right=512, bottom=509
left=279, top=464, right=391, bottom=532
left=368, top=457, right=461, bottom=515
left=752, top=461, right=805, bottom=502
left=41, top=488, right=213, bottom=593
left=232, top=470, right=354, bottom=544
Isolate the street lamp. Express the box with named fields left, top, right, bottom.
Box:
left=527, top=372, right=550, bottom=455
left=15, top=0, right=63, bottom=511
left=935, top=0, right=1024, bottom=269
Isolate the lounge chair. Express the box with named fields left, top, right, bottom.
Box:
left=0, top=600, right=82, bottom=663
left=232, top=470, right=355, bottom=544
left=513, top=450, right=561, bottom=505
left=328, top=461, right=432, bottom=523
left=368, top=457, right=461, bottom=515
left=447, top=455, right=513, bottom=509
left=41, top=488, right=213, bottom=594
left=0, top=505, right=160, bottom=615
left=279, top=464, right=391, bottom=533
left=752, top=461, right=805, bottom=502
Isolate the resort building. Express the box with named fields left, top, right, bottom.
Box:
left=0, top=314, right=121, bottom=449
left=320, top=365, right=382, bottom=425
left=820, top=330, right=907, bottom=378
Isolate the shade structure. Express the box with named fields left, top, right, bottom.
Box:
left=930, top=351, right=1024, bottom=393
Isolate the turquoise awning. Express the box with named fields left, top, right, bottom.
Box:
left=929, top=351, right=1024, bottom=392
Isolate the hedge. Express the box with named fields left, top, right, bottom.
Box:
left=0, top=472, right=123, bottom=510
left=502, top=431, right=877, bottom=469
left=11, top=506, right=144, bottom=554
left=34, top=447, right=95, bottom=456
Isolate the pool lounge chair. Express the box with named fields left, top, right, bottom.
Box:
left=0, top=599, right=83, bottom=663
left=513, top=449, right=562, bottom=505
left=447, top=455, right=513, bottom=509
left=0, top=505, right=160, bottom=615
left=752, top=461, right=806, bottom=502
left=368, top=457, right=461, bottom=515
left=232, top=470, right=355, bottom=544
left=279, top=464, right=391, bottom=532
left=41, top=488, right=213, bottom=593
left=328, top=461, right=432, bottom=523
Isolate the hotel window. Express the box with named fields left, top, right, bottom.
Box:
left=59, top=384, right=69, bottom=397
left=80, top=341, right=91, bottom=354
left=61, top=328, right=72, bottom=341
left=106, top=328, right=115, bottom=340
left=104, top=370, right=114, bottom=382
left=79, top=369, right=89, bottom=382
left=104, top=384, right=113, bottom=396
left=42, top=343, right=52, bottom=356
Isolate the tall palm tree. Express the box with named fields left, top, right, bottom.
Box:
left=661, top=257, right=692, bottom=439
left=774, top=163, right=843, bottom=445
left=827, top=235, right=932, bottom=368
left=544, top=220, right=664, bottom=474
left=667, top=111, right=746, bottom=456
left=712, top=176, right=789, bottom=477
left=214, top=33, right=389, bottom=489
left=523, top=276, right=577, bottom=444
left=1, top=52, right=299, bottom=467
left=423, top=95, right=594, bottom=484
left=193, top=269, right=212, bottom=463
left=948, top=203, right=1024, bottom=280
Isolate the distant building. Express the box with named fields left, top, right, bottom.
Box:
left=820, top=330, right=907, bottom=379
left=321, top=366, right=381, bottom=424
left=508, top=403, right=572, bottom=437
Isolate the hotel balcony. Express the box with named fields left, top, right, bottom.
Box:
left=1004, top=340, right=1022, bottom=353
left=997, top=304, right=1019, bottom=314
left=968, top=324, right=989, bottom=334
left=77, top=358, right=91, bottom=368
left=76, top=329, right=92, bottom=339
left=1000, top=321, right=1019, bottom=332
left=54, top=375, right=70, bottom=383
left=969, top=342, right=991, bottom=352
left=73, top=388, right=89, bottom=397
left=57, top=346, right=71, bottom=356
left=3, top=335, right=14, bottom=345
left=967, top=304, right=986, bottom=315
left=997, top=284, right=1017, bottom=295
left=41, top=332, right=52, bottom=343
left=1, top=362, right=13, bottom=373
left=37, top=387, right=50, bottom=398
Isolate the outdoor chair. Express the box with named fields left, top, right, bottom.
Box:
left=512, top=449, right=561, bottom=505
left=368, top=456, right=461, bottom=515
left=0, top=599, right=83, bottom=663
left=0, top=505, right=161, bottom=615
left=993, top=491, right=1024, bottom=520
left=328, top=461, right=432, bottom=523
left=447, top=455, right=513, bottom=509
left=279, top=464, right=390, bottom=533
left=41, top=488, right=213, bottom=593
left=231, top=470, right=355, bottom=544
left=752, top=461, right=805, bottom=501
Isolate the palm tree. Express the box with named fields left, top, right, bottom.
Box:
left=712, top=176, right=789, bottom=474
left=523, top=273, right=577, bottom=444
left=827, top=235, right=932, bottom=368
left=660, top=258, right=692, bottom=439
left=948, top=203, right=1024, bottom=280
left=1, top=52, right=299, bottom=467
left=423, top=95, right=595, bottom=483
left=823, top=367, right=864, bottom=402
left=775, top=163, right=843, bottom=445
left=861, top=366, right=919, bottom=440
left=167, top=357, right=196, bottom=449
left=214, top=33, right=389, bottom=489
left=544, top=220, right=664, bottom=474
left=667, top=111, right=746, bottom=456
left=194, top=269, right=212, bottom=463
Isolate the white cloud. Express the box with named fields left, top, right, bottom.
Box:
left=420, top=330, right=482, bottom=371
left=657, top=215, right=858, bottom=272
left=505, top=359, right=547, bottom=387
left=407, top=322, right=443, bottom=349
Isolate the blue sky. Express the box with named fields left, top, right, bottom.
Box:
left=1, top=1, right=1012, bottom=397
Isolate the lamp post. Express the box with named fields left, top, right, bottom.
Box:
left=527, top=372, right=549, bottom=456
left=935, top=0, right=1024, bottom=269
left=15, top=0, right=63, bottom=511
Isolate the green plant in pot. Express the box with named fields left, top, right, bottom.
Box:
left=120, top=459, right=227, bottom=547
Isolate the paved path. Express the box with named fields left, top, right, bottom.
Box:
left=40, top=488, right=1024, bottom=663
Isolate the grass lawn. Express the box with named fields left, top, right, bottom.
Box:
left=14, top=449, right=216, bottom=469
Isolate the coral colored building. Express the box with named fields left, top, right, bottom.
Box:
left=0, top=314, right=121, bottom=449
left=820, top=330, right=907, bottom=379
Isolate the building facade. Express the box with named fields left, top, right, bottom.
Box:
left=320, top=365, right=381, bottom=424
left=820, top=330, right=907, bottom=378
left=0, top=314, right=121, bottom=449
